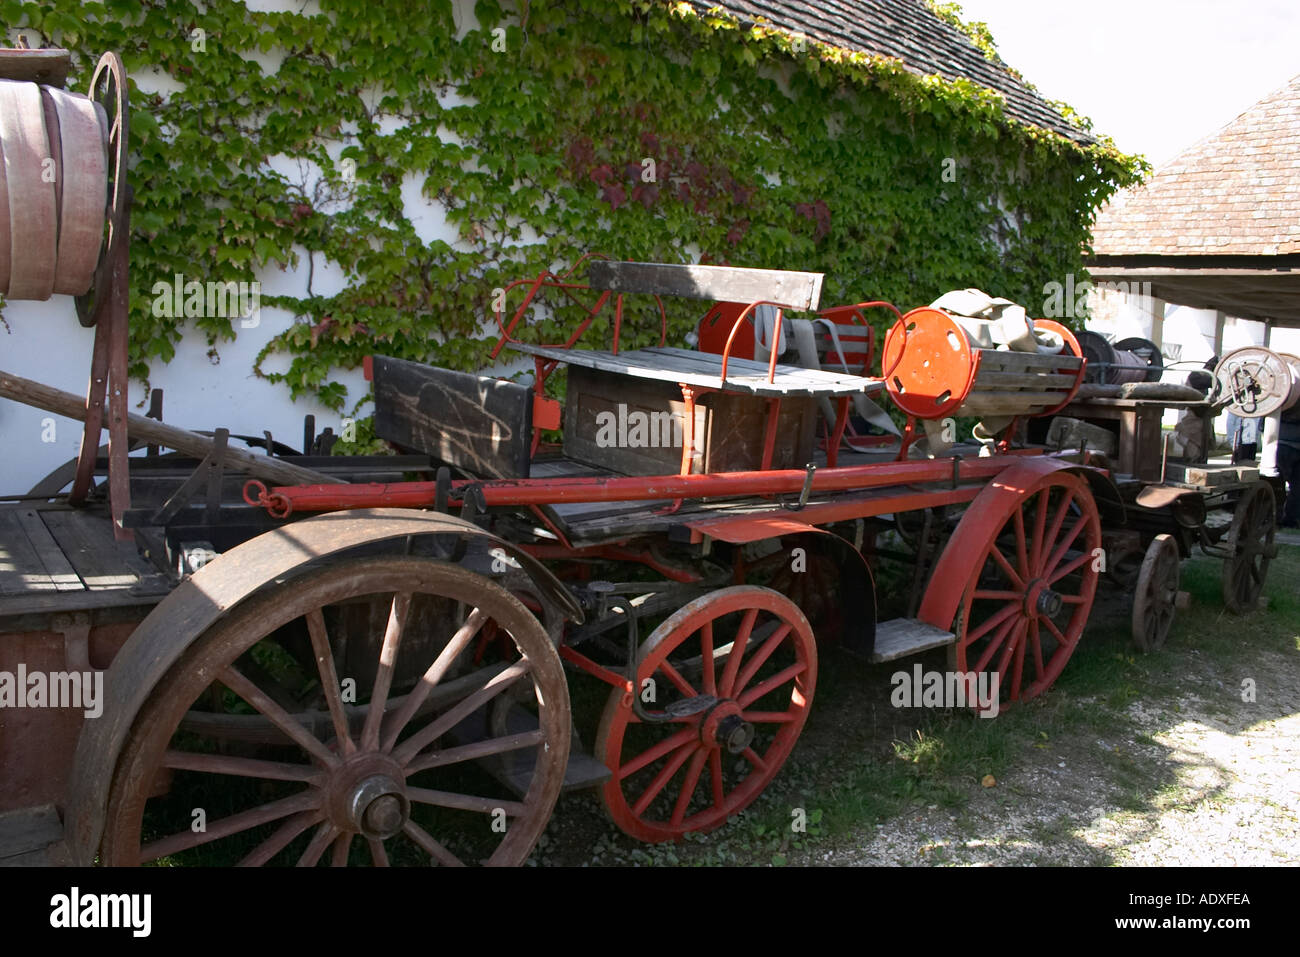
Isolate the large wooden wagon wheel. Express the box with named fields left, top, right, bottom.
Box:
left=1132, top=534, right=1179, bottom=652
left=595, top=586, right=816, bottom=843
left=937, top=470, right=1101, bottom=712
left=99, top=557, right=570, bottom=866
left=75, top=51, right=129, bottom=327
left=1222, top=481, right=1276, bottom=614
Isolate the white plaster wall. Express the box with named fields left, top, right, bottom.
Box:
left=0, top=0, right=504, bottom=494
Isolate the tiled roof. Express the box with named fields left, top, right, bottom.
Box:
left=1091, top=73, right=1300, bottom=257
left=682, top=0, right=1092, bottom=143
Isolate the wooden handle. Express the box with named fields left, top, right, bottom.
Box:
left=0, top=368, right=346, bottom=487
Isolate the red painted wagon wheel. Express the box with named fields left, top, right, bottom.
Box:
left=950, top=471, right=1101, bottom=712
left=100, top=557, right=569, bottom=866
left=595, top=586, right=816, bottom=843
left=1222, top=481, right=1276, bottom=614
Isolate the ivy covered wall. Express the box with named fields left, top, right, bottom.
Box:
left=1, top=0, right=1143, bottom=430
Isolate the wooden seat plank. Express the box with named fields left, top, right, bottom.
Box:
left=39, top=508, right=156, bottom=590
left=14, top=509, right=83, bottom=592
left=506, top=342, right=881, bottom=397
left=0, top=509, right=59, bottom=596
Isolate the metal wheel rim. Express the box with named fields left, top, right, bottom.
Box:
left=99, top=556, right=570, bottom=866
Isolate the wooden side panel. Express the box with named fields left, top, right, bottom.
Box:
left=563, top=365, right=705, bottom=476
left=372, top=356, right=532, bottom=479
left=563, top=365, right=817, bottom=475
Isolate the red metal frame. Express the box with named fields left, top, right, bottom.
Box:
left=559, top=645, right=632, bottom=694
left=245, top=449, right=1052, bottom=518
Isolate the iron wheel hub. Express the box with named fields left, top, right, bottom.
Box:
left=1025, top=579, right=1063, bottom=619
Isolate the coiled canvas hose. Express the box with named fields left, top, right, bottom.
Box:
left=1075, top=330, right=1161, bottom=385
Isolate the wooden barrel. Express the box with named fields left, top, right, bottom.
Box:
left=0, top=77, right=108, bottom=301
left=47, top=87, right=106, bottom=295
left=0, top=79, right=58, bottom=299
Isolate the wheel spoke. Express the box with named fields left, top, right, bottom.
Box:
left=1040, top=489, right=1076, bottom=574
left=632, top=742, right=697, bottom=816
left=709, top=749, right=725, bottom=810
left=163, top=750, right=323, bottom=783
left=392, top=660, right=531, bottom=765
left=742, top=747, right=769, bottom=773
left=1010, top=617, right=1029, bottom=700
left=1048, top=548, right=1092, bottom=585
left=658, top=658, right=698, bottom=698
left=405, top=729, right=545, bottom=775
left=732, top=623, right=792, bottom=697
left=402, top=820, right=464, bottom=867
left=237, top=810, right=323, bottom=867
left=719, top=608, right=758, bottom=697
left=1030, top=489, right=1049, bottom=572
left=330, top=832, right=352, bottom=867
left=218, top=665, right=338, bottom=767
left=972, top=590, right=1022, bottom=602
left=988, top=546, right=1025, bottom=590
left=737, top=661, right=806, bottom=708
left=142, top=790, right=321, bottom=863
left=616, top=727, right=699, bottom=781
left=967, top=599, right=1019, bottom=644
left=305, top=609, right=355, bottom=756
left=700, top=622, right=716, bottom=696
left=1044, top=516, right=1089, bottom=580
left=360, top=592, right=412, bottom=753
left=382, top=607, right=488, bottom=752
left=407, top=787, right=527, bottom=818
left=1042, top=615, right=1071, bottom=649
left=993, top=620, right=1025, bottom=693
left=1030, top=621, right=1045, bottom=680
left=367, top=837, right=390, bottom=867
left=670, top=749, right=708, bottom=826
left=971, top=613, right=1018, bottom=674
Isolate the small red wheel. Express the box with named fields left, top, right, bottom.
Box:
left=595, top=586, right=816, bottom=843
left=950, top=471, right=1101, bottom=711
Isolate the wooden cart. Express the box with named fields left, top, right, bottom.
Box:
left=0, top=48, right=1264, bottom=868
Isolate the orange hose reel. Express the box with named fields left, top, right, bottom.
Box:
left=881, top=308, right=1085, bottom=420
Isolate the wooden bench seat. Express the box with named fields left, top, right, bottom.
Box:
left=506, top=343, right=883, bottom=398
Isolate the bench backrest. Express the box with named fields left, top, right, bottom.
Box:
left=586, top=260, right=824, bottom=312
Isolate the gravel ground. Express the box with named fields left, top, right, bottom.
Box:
left=530, top=548, right=1300, bottom=868
left=820, top=624, right=1300, bottom=867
